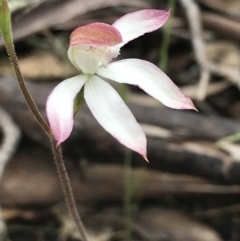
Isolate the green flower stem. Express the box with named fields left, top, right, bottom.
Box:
left=159, top=0, right=176, bottom=71
left=3, top=32, right=90, bottom=241
left=119, top=84, right=134, bottom=239
left=124, top=147, right=133, bottom=239
left=4, top=41, right=51, bottom=134
left=0, top=1, right=89, bottom=241
left=0, top=0, right=50, bottom=134
left=50, top=138, right=89, bottom=241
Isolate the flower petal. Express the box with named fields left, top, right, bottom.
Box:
left=84, top=75, right=147, bottom=160
left=97, top=59, right=196, bottom=110
left=46, top=75, right=87, bottom=144
left=112, top=9, right=170, bottom=45
left=70, top=22, right=123, bottom=47
left=68, top=45, right=120, bottom=74
left=68, top=46, right=100, bottom=74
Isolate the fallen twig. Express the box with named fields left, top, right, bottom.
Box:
left=180, top=0, right=211, bottom=100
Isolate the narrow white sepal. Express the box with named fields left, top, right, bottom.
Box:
left=112, top=9, right=170, bottom=46
left=84, top=75, right=147, bottom=159
left=97, top=59, right=196, bottom=110
left=46, top=75, right=88, bottom=144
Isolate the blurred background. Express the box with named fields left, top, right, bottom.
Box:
left=0, top=0, right=240, bottom=240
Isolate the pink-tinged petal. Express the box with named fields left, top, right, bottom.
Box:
left=46, top=75, right=87, bottom=144
left=84, top=75, right=147, bottom=160
left=97, top=59, right=196, bottom=110
left=112, top=9, right=170, bottom=45
left=70, top=22, right=123, bottom=47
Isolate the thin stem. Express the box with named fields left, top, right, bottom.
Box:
left=124, top=148, right=133, bottom=239
left=159, top=0, right=176, bottom=71
left=119, top=84, right=134, bottom=239
left=1, top=3, right=89, bottom=239
left=4, top=41, right=50, bottom=134
left=3, top=42, right=89, bottom=241
left=50, top=138, right=89, bottom=241
left=0, top=1, right=49, bottom=133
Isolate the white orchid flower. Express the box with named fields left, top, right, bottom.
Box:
left=46, top=9, right=196, bottom=161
